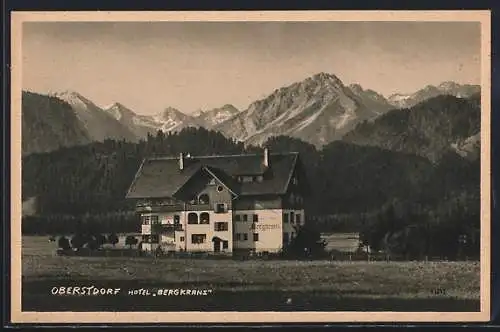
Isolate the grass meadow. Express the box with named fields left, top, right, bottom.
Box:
left=21, top=235, right=480, bottom=312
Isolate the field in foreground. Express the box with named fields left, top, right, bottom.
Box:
left=21, top=236, right=480, bottom=312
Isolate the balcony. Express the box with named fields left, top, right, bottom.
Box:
left=158, top=224, right=184, bottom=232
left=185, top=203, right=211, bottom=211
left=136, top=202, right=184, bottom=213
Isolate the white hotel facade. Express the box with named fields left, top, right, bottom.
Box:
left=126, top=149, right=308, bottom=254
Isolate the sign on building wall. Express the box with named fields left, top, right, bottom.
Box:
left=250, top=223, right=280, bottom=231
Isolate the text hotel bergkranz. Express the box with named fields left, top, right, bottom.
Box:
left=50, top=286, right=214, bottom=296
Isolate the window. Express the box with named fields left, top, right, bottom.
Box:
left=215, top=222, right=228, bottom=231
left=283, top=213, right=289, bottom=223
left=253, top=233, right=259, bottom=242
left=191, top=234, right=206, bottom=244
left=215, top=203, right=227, bottom=213
left=242, top=214, right=248, bottom=222
left=222, top=241, right=229, bottom=249
left=142, top=235, right=151, bottom=242
left=188, top=212, right=198, bottom=224
left=142, top=216, right=151, bottom=225
left=180, top=236, right=185, bottom=242
left=174, top=215, right=180, bottom=225
left=200, top=212, right=210, bottom=224
left=290, top=212, right=295, bottom=225
left=296, top=214, right=301, bottom=224
left=234, top=214, right=241, bottom=222
left=150, top=215, right=159, bottom=224
left=291, top=232, right=295, bottom=239
left=234, top=233, right=242, bottom=241
left=198, top=194, right=210, bottom=205
left=244, top=233, right=248, bottom=241
left=253, top=214, right=259, bottom=222
left=151, top=234, right=159, bottom=243
left=217, top=185, right=224, bottom=192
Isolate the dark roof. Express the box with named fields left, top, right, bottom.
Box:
left=126, top=152, right=299, bottom=199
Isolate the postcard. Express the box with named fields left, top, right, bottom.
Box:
left=10, top=10, right=491, bottom=324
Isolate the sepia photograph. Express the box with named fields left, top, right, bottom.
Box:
left=10, top=10, right=491, bottom=323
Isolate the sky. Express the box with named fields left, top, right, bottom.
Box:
left=22, top=21, right=481, bottom=115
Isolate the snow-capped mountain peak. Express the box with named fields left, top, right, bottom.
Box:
left=150, top=107, right=195, bottom=133
left=348, top=83, right=364, bottom=95
left=49, top=90, right=139, bottom=143
left=387, top=81, right=480, bottom=109
left=312, top=72, right=344, bottom=87
left=103, top=102, right=137, bottom=121
left=154, top=107, right=187, bottom=121
left=213, top=72, right=383, bottom=148
left=193, top=104, right=240, bottom=128
left=192, top=109, right=205, bottom=117
left=53, top=90, right=95, bottom=111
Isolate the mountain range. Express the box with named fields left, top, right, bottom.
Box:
left=213, top=73, right=394, bottom=147
left=386, top=81, right=480, bottom=109
left=21, top=73, right=480, bottom=158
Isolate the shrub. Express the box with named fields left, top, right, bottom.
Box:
left=282, top=226, right=327, bottom=259
left=108, top=233, right=119, bottom=247
left=125, top=235, right=138, bottom=249
left=70, top=234, right=86, bottom=250
left=57, top=236, right=71, bottom=250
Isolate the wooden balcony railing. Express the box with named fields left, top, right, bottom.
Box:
left=142, top=224, right=184, bottom=234
left=158, top=224, right=184, bottom=232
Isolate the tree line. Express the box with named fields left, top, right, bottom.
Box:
left=22, top=127, right=480, bottom=258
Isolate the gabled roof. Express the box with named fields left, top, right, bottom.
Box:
left=202, top=166, right=240, bottom=196
left=172, top=165, right=240, bottom=199
left=126, top=152, right=300, bottom=199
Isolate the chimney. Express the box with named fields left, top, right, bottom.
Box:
left=263, top=147, right=270, bottom=168
left=179, top=152, right=184, bottom=170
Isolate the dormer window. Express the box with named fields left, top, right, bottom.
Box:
left=198, top=194, right=210, bottom=205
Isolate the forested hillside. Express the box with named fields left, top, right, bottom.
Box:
left=342, top=94, right=480, bottom=162
left=22, top=126, right=480, bottom=258
left=22, top=91, right=91, bottom=155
